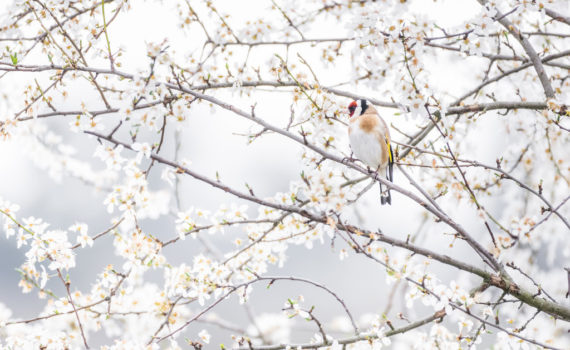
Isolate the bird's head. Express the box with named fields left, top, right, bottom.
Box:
left=347, top=99, right=369, bottom=118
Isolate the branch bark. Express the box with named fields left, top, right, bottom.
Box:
left=545, top=7, right=570, bottom=26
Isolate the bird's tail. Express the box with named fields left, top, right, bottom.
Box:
left=379, top=182, right=392, bottom=205
left=379, top=141, right=394, bottom=205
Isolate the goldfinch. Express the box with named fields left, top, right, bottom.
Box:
left=347, top=99, right=394, bottom=205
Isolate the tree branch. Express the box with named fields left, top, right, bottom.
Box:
left=476, top=1, right=555, bottom=98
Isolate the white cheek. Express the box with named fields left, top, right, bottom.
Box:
left=354, top=106, right=362, bottom=116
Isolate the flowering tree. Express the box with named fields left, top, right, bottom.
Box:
left=0, top=0, right=569, bottom=349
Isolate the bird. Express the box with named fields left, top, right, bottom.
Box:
left=347, top=99, right=394, bottom=205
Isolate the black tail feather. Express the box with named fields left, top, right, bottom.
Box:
left=379, top=182, right=392, bottom=205
left=384, top=189, right=392, bottom=205
left=383, top=143, right=394, bottom=205
left=379, top=143, right=395, bottom=205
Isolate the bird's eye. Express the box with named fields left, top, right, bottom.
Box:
left=348, top=105, right=356, bottom=113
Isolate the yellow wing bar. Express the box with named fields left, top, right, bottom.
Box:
left=385, top=133, right=392, bottom=163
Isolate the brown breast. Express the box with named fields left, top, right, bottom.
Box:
left=358, top=114, right=379, bottom=133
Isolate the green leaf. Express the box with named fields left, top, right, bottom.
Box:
left=10, top=53, right=17, bottom=65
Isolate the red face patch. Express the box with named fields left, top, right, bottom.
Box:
left=348, top=101, right=357, bottom=117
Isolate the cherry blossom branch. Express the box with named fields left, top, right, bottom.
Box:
left=148, top=295, right=184, bottom=345
left=6, top=266, right=131, bottom=327
left=32, top=0, right=112, bottom=109
left=506, top=262, right=558, bottom=304
left=1, top=63, right=562, bottom=118
left=237, top=310, right=445, bottom=350
left=221, top=210, right=305, bottom=265
left=397, top=165, right=444, bottom=212
left=71, top=218, right=123, bottom=249
left=153, top=273, right=357, bottom=344
left=425, top=105, right=498, bottom=247
left=56, top=268, right=90, bottom=349
left=211, top=37, right=353, bottom=47
left=84, top=92, right=502, bottom=275
left=252, top=275, right=358, bottom=335
left=525, top=195, right=570, bottom=235
left=0, top=1, right=114, bottom=47
left=86, top=131, right=492, bottom=272
left=83, top=130, right=570, bottom=322
left=336, top=223, right=562, bottom=350
left=394, top=140, right=570, bottom=230
left=6, top=292, right=112, bottom=326
left=476, top=0, right=555, bottom=98
left=145, top=87, right=504, bottom=273
left=161, top=216, right=293, bottom=248
left=5, top=28, right=551, bottom=278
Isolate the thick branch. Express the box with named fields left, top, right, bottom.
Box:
left=545, top=8, right=570, bottom=26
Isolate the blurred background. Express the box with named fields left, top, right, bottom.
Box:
left=1, top=0, right=566, bottom=348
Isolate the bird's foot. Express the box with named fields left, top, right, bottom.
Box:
left=367, top=167, right=380, bottom=176
left=341, top=156, right=358, bottom=164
